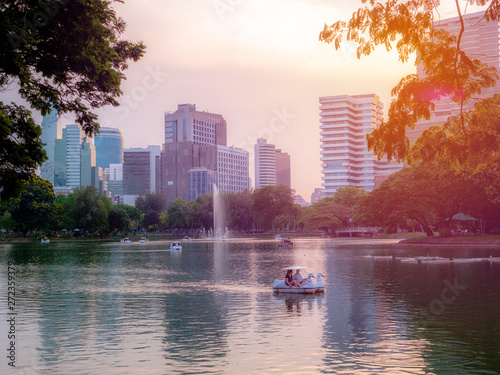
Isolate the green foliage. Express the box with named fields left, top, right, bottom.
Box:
left=0, top=103, right=47, bottom=200
left=120, top=204, right=142, bottom=224
left=108, top=206, right=130, bottom=232
left=0, top=0, right=145, bottom=200
left=331, top=186, right=369, bottom=208
left=320, top=1, right=500, bottom=190
left=5, top=176, right=61, bottom=235
left=298, top=198, right=350, bottom=233
left=73, top=186, right=111, bottom=235
left=135, top=193, right=166, bottom=214
left=354, top=163, right=480, bottom=236
left=142, top=211, right=160, bottom=230
left=192, top=194, right=213, bottom=229
left=55, top=194, right=76, bottom=230
left=250, top=185, right=297, bottom=231
left=166, top=198, right=193, bottom=230
left=0, top=0, right=145, bottom=134
left=226, top=191, right=253, bottom=231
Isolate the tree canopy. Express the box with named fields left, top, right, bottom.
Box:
left=354, top=162, right=482, bottom=236
left=319, top=0, right=500, bottom=203
left=0, top=0, right=145, bottom=200
left=5, top=175, right=61, bottom=235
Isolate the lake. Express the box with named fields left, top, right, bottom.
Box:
left=1, top=238, right=499, bottom=374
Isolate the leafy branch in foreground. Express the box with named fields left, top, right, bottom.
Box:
left=319, top=0, right=499, bottom=165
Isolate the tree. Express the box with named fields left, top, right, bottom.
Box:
left=142, top=211, right=160, bottom=231
left=166, top=198, right=193, bottom=230
left=332, top=186, right=369, bottom=208
left=0, top=0, right=145, bottom=199
left=135, top=192, right=166, bottom=214
left=120, top=204, right=142, bottom=225
left=73, top=186, right=111, bottom=235
left=6, top=176, right=61, bottom=235
left=0, top=103, right=47, bottom=200
left=250, top=185, right=296, bottom=231
left=226, top=191, right=253, bottom=231
left=319, top=1, right=500, bottom=202
left=298, top=198, right=350, bottom=234
left=108, top=206, right=130, bottom=232
left=192, top=194, right=213, bottom=229
left=55, top=193, right=77, bottom=231
left=354, top=163, right=479, bottom=236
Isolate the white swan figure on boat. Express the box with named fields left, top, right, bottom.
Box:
left=315, top=272, right=325, bottom=293
left=273, top=266, right=321, bottom=294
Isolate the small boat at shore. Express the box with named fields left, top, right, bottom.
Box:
left=120, top=238, right=131, bottom=243
left=273, top=266, right=324, bottom=294
left=138, top=237, right=149, bottom=243
left=41, top=238, right=50, bottom=244
left=182, top=236, right=192, bottom=241
left=170, top=242, right=182, bottom=250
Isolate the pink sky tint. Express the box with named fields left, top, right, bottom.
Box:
left=93, top=0, right=415, bottom=200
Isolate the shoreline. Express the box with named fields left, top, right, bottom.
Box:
left=2, top=234, right=500, bottom=247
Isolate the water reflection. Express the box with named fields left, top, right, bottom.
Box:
left=0, top=239, right=499, bottom=374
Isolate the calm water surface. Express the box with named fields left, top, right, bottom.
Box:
left=0, top=238, right=499, bottom=374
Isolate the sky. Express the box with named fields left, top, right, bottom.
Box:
left=2, top=0, right=479, bottom=201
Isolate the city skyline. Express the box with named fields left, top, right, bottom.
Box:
left=1, top=1, right=488, bottom=199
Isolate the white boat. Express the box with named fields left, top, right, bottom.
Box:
left=275, top=235, right=281, bottom=240
left=138, top=237, right=149, bottom=243
left=273, top=266, right=321, bottom=294
left=278, top=238, right=293, bottom=247
left=221, top=236, right=228, bottom=241
left=170, top=242, right=182, bottom=250
left=120, top=238, right=131, bottom=243
left=41, top=238, right=50, bottom=244
left=182, top=236, right=192, bottom=241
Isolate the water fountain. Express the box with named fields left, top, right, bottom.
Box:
left=213, top=184, right=227, bottom=240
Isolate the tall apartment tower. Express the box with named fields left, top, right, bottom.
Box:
left=95, top=127, right=124, bottom=170
left=254, top=138, right=277, bottom=188
left=410, top=11, right=500, bottom=142
left=319, top=94, right=389, bottom=196
left=40, top=108, right=62, bottom=184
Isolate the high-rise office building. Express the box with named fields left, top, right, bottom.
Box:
left=94, top=127, right=124, bottom=170
left=161, top=104, right=248, bottom=203
left=54, top=125, right=99, bottom=191
left=410, top=11, right=500, bottom=142
left=216, top=145, right=249, bottom=194
left=66, top=125, right=85, bottom=189
left=80, top=137, right=96, bottom=187
left=188, top=167, right=218, bottom=201
left=319, top=94, right=402, bottom=196
left=254, top=138, right=277, bottom=188
left=164, top=104, right=227, bottom=146
left=161, top=142, right=218, bottom=203
left=40, top=108, right=62, bottom=184
left=275, top=149, right=291, bottom=188
left=123, top=146, right=160, bottom=196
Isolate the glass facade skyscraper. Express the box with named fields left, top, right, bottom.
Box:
left=40, top=108, right=62, bottom=184
left=95, top=127, right=123, bottom=170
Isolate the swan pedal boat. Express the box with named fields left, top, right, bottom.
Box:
left=170, top=242, right=182, bottom=250
left=138, top=237, right=149, bottom=243
left=273, top=266, right=325, bottom=294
